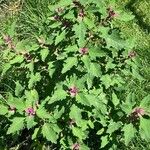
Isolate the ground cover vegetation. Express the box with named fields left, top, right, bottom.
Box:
left=0, top=0, right=150, bottom=149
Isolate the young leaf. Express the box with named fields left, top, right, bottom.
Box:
left=7, top=117, right=25, bottom=134
left=42, top=123, right=58, bottom=143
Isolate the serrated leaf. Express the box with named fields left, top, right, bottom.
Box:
left=40, top=48, right=49, bottom=61
left=15, top=81, right=24, bottom=97
left=140, top=95, right=150, bottom=110
left=73, top=22, right=86, bottom=47
left=107, top=121, right=122, bottom=134
left=122, top=123, right=136, bottom=145
left=2, top=63, right=11, bottom=75
left=69, top=104, right=82, bottom=127
left=76, top=93, right=91, bottom=106
left=90, top=63, right=102, bottom=77
left=101, top=74, right=112, bottom=89
left=42, top=123, right=58, bottom=143
left=62, top=57, right=78, bottom=74
left=72, top=127, right=86, bottom=140
left=101, top=135, right=109, bottom=148
left=48, top=61, right=55, bottom=78
left=49, top=88, right=67, bottom=104
left=81, top=55, right=91, bottom=71
left=28, top=72, right=41, bottom=89
left=36, top=107, right=50, bottom=119
left=112, top=92, right=119, bottom=106
left=25, top=89, right=39, bottom=107
left=140, top=118, right=150, bottom=142
left=55, top=30, right=66, bottom=45
left=7, top=117, right=25, bottom=134
left=26, top=116, right=37, bottom=129
left=32, top=127, right=39, bottom=140
left=116, top=12, right=134, bottom=22
left=10, top=55, right=24, bottom=65
left=89, top=48, right=106, bottom=60
left=83, top=17, right=95, bottom=29
left=64, top=45, right=78, bottom=53
left=0, top=105, right=8, bottom=115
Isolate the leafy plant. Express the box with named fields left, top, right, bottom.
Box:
left=0, top=0, right=149, bottom=149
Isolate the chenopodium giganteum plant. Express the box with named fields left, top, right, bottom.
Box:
left=0, top=0, right=150, bottom=149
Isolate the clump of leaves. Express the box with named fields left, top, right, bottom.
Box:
left=0, top=0, right=149, bottom=149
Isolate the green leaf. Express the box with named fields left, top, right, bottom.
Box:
left=72, top=127, right=86, bottom=140
left=64, top=45, right=78, bottom=53
left=26, top=116, right=37, bottom=129
left=83, top=17, right=95, bottom=29
left=122, top=123, right=136, bottom=145
left=107, top=121, right=122, bottom=134
left=32, top=127, right=40, bottom=140
left=89, top=48, right=106, bottom=60
left=90, top=63, right=102, bottom=77
left=42, top=123, right=58, bottom=143
left=7, top=117, right=25, bottom=134
left=55, top=30, right=66, bottom=45
left=76, top=93, right=91, bottom=106
left=140, top=118, right=150, bottom=142
left=73, top=22, right=86, bottom=47
left=49, top=88, right=67, bottom=104
left=40, top=48, right=49, bottom=61
left=0, top=105, right=8, bottom=115
left=140, top=95, right=150, bottom=110
left=25, top=89, right=39, bottom=107
left=62, top=57, right=78, bottom=74
left=69, top=104, right=82, bottom=127
left=15, top=81, right=24, bottom=97
left=116, top=11, right=134, bottom=22
left=36, top=107, right=51, bottom=119
left=48, top=61, right=55, bottom=78
left=10, top=55, right=24, bottom=65
left=1, top=63, right=11, bottom=76
left=28, top=72, right=41, bottom=89
left=81, top=55, right=91, bottom=71
left=112, top=92, right=119, bottom=106
left=101, top=135, right=109, bottom=148
left=101, top=74, right=112, bottom=89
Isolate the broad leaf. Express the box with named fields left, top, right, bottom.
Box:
left=7, top=117, right=25, bottom=134
left=42, top=123, right=58, bottom=143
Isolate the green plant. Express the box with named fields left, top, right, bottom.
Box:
left=0, top=0, right=150, bottom=149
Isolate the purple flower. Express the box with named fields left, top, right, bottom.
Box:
left=132, top=107, right=145, bottom=117
left=78, top=9, right=85, bottom=18
left=79, top=47, right=88, bottom=55
left=72, top=143, right=80, bottom=150
left=128, top=51, right=137, bottom=58
left=53, top=15, right=61, bottom=21
left=69, top=86, right=78, bottom=97
left=25, top=107, right=35, bottom=116
left=107, top=7, right=118, bottom=19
